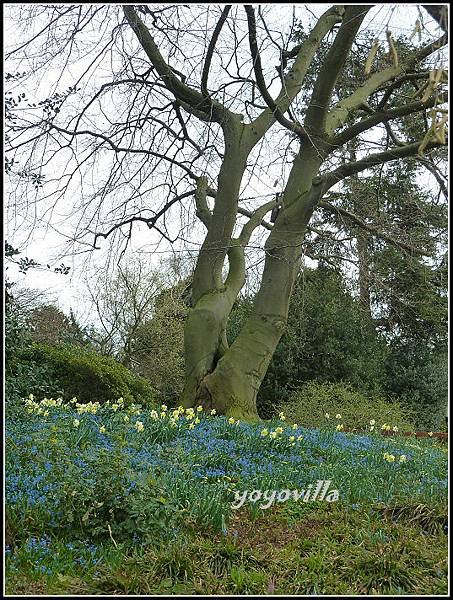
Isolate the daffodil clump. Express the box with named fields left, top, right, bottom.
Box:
left=321, top=410, right=404, bottom=436
left=260, top=413, right=303, bottom=447
left=383, top=452, right=407, bottom=463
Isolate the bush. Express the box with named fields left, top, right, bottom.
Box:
left=131, top=282, right=188, bottom=403
left=5, top=299, right=64, bottom=406
left=20, top=343, right=156, bottom=405
left=279, top=380, right=415, bottom=432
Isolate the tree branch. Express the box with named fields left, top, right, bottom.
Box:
left=305, top=5, right=371, bottom=132
left=326, top=33, right=448, bottom=135
left=239, top=197, right=281, bottom=244
left=247, top=5, right=343, bottom=143
left=321, top=139, right=447, bottom=191
left=201, top=6, right=232, bottom=97
left=194, top=176, right=212, bottom=228
left=318, top=200, right=430, bottom=256
left=123, top=5, right=227, bottom=123
left=330, top=91, right=448, bottom=147
left=244, top=5, right=306, bottom=139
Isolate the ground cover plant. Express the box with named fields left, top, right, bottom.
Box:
left=5, top=394, right=448, bottom=595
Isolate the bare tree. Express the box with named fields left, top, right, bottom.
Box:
left=85, top=259, right=163, bottom=366
left=5, top=4, right=448, bottom=418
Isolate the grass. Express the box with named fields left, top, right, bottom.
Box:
left=5, top=395, right=448, bottom=595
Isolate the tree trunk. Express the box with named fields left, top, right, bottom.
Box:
left=356, top=228, right=372, bottom=319
left=182, top=147, right=324, bottom=419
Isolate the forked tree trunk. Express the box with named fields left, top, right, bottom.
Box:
left=182, top=148, right=324, bottom=419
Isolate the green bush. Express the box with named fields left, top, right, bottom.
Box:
left=279, top=380, right=415, bottom=432
left=20, top=343, right=156, bottom=405
left=5, top=299, right=64, bottom=407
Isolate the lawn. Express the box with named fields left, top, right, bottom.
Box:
left=5, top=396, right=448, bottom=595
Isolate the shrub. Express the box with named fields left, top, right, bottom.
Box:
left=131, top=282, right=188, bottom=403
left=5, top=299, right=64, bottom=406
left=279, top=380, right=415, bottom=432
left=20, top=343, right=156, bottom=405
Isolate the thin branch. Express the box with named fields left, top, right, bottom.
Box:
left=318, top=200, right=429, bottom=256
left=244, top=5, right=306, bottom=139
left=201, top=6, right=232, bottom=97
left=123, top=5, right=227, bottom=123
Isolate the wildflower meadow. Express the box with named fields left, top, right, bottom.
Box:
left=5, top=394, right=448, bottom=595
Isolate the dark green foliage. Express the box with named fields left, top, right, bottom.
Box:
left=229, top=267, right=389, bottom=418
left=20, top=343, right=156, bottom=405
left=5, top=295, right=63, bottom=405
left=384, top=340, right=447, bottom=431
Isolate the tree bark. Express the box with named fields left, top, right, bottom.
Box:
left=183, top=146, right=324, bottom=418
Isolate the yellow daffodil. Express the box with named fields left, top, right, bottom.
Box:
left=73, top=419, right=80, bottom=428
left=393, top=426, right=399, bottom=433
left=297, top=435, right=303, bottom=441
left=135, top=421, right=144, bottom=432
left=275, top=426, right=283, bottom=434
left=370, top=419, right=376, bottom=426
left=124, top=415, right=130, bottom=422
left=196, top=405, right=203, bottom=412
left=188, top=422, right=195, bottom=430
left=261, top=428, right=269, bottom=437
left=210, top=409, right=216, bottom=415
left=292, top=423, right=298, bottom=429
left=399, top=455, right=407, bottom=462
left=161, top=404, right=168, bottom=411
left=428, top=431, right=434, bottom=437
left=336, top=424, right=344, bottom=431
left=150, top=410, right=159, bottom=420
left=228, top=417, right=235, bottom=424
left=336, top=414, right=342, bottom=419
left=289, top=435, right=295, bottom=442
left=278, top=411, right=286, bottom=421
left=194, top=417, right=200, bottom=424
left=269, top=431, right=277, bottom=439
left=99, top=426, right=106, bottom=434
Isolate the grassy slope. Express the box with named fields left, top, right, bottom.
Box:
left=5, top=397, right=448, bottom=595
